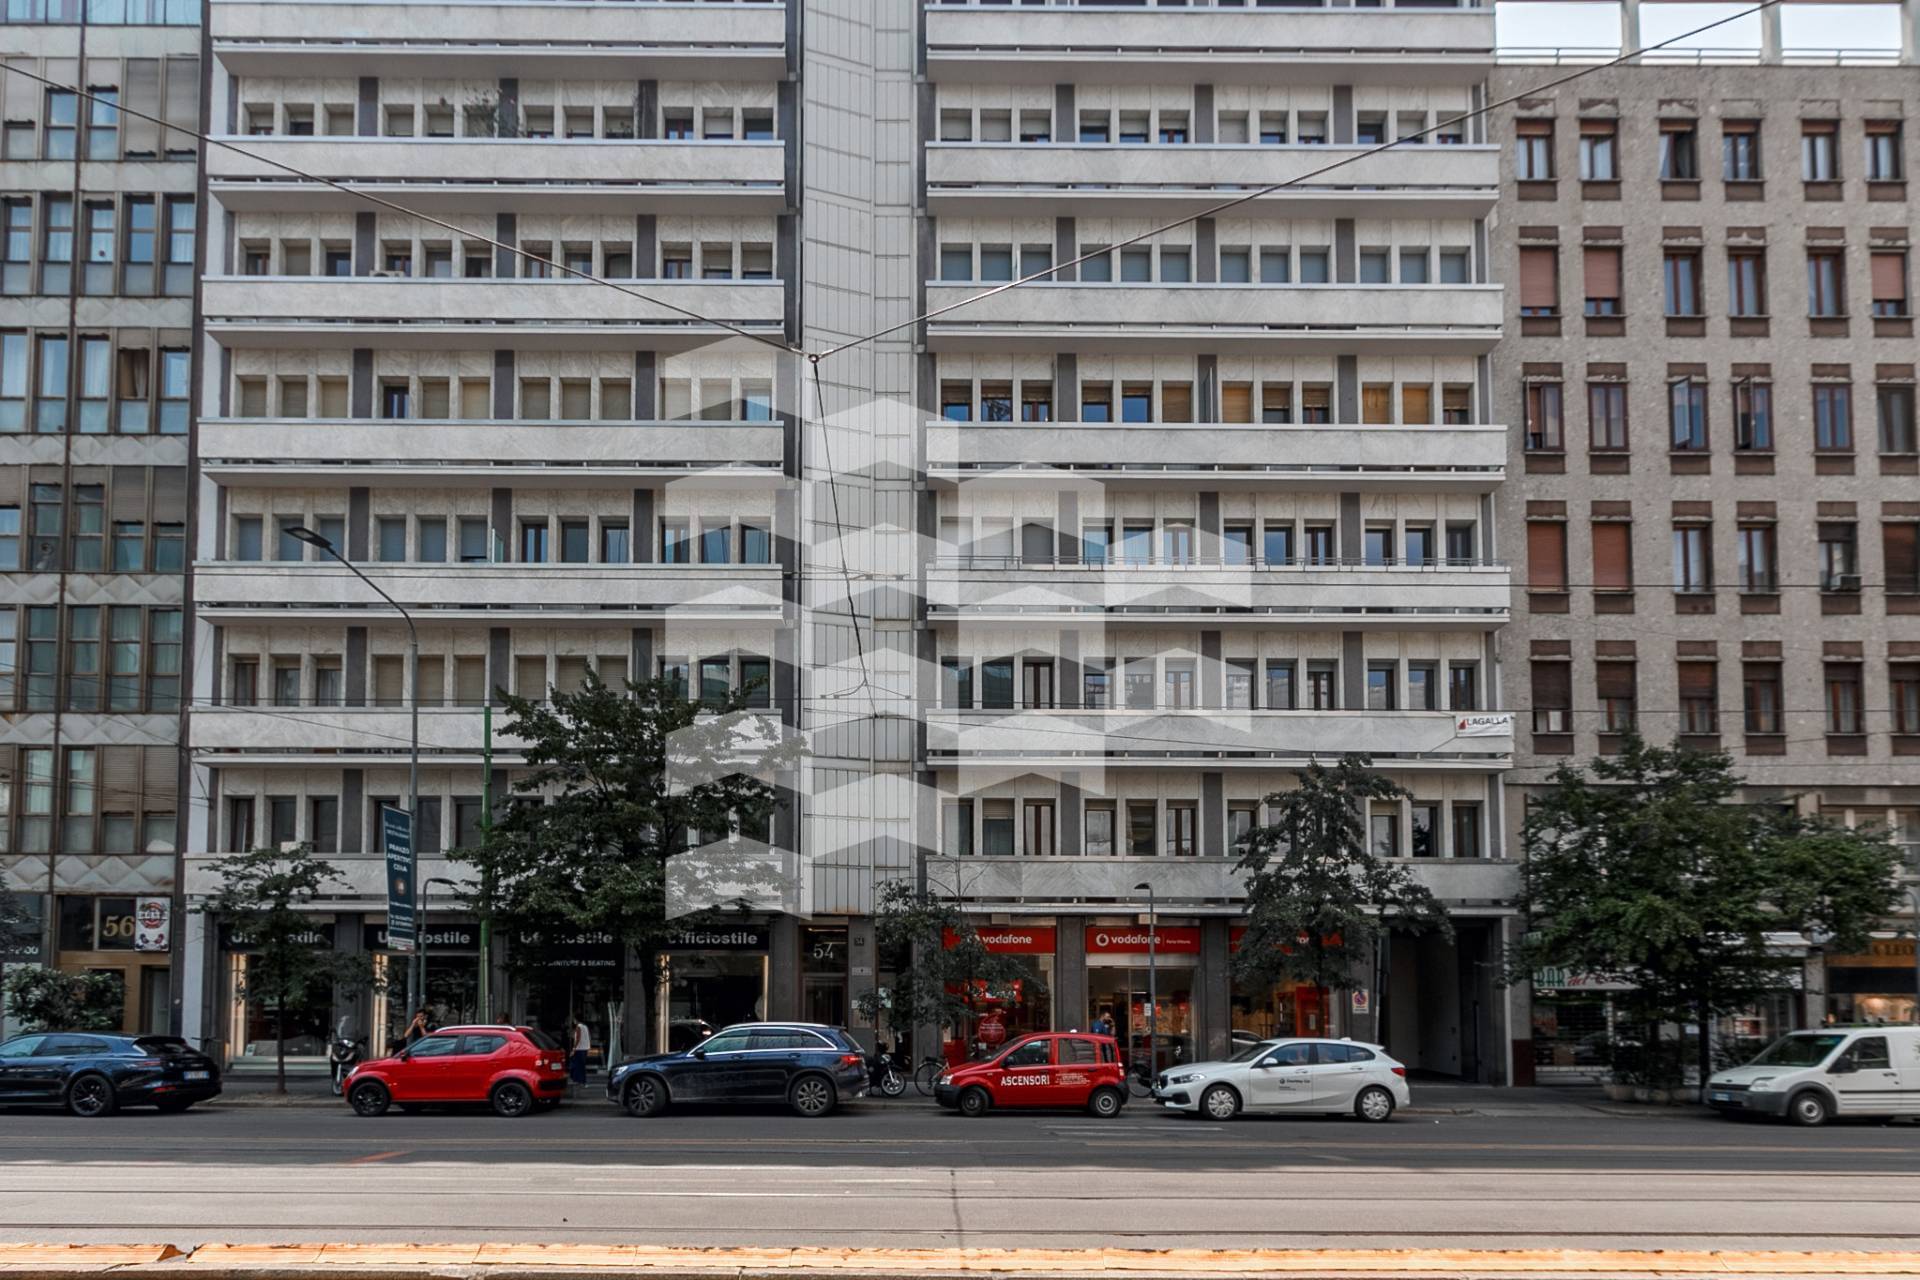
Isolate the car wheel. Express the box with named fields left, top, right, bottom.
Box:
left=348, top=1080, right=391, bottom=1117
left=491, top=1081, right=534, bottom=1118
left=1201, top=1083, right=1241, bottom=1121
left=1788, top=1090, right=1830, bottom=1127
left=957, top=1086, right=991, bottom=1118
left=789, top=1074, right=836, bottom=1118
left=65, top=1074, right=116, bottom=1118
left=623, top=1074, right=667, bottom=1118
left=1354, top=1086, right=1396, bottom=1123
left=1087, top=1087, right=1124, bottom=1119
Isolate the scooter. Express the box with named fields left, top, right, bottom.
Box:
left=328, top=1018, right=364, bottom=1096
left=868, top=1043, right=906, bottom=1098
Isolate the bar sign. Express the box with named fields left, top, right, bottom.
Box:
left=382, top=805, right=416, bottom=953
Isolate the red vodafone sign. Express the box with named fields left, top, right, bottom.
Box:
left=944, top=926, right=1057, bottom=954
left=1085, top=925, right=1202, bottom=955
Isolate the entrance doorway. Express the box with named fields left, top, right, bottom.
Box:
left=1087, top=965, right=1196, bottom=1075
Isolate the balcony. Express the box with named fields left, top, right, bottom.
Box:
left=200, top=418, right=787, bottom=483
left=200, top=276, right=786, bottom=351
left=926, top=558, right=1509, bottom=628
left=922, top=282, right=1502, bottom=354
left=925, top=707, right=1513, bottom=765
left=923, top=3, right=1494, bottom=85
left=193, top=561, right=786, bottom=621
left=212, top=0, right=788, bottom=78
left=207, top=138, right=786, bottom=214
left=926, top=421, right=1506, bottom=490
left=926, top=143, right=1497, bottom=217
left=922, top=854, right=1518, bottom=909
left=191, top=704, right=786, bottom=761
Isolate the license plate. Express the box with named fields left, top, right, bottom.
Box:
left=1710, top=1091, right=1730, bottom=1102
left=185, top=1070, right=210, bottom=1081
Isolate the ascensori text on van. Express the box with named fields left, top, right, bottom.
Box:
left=1707, top=1026, right=1920, bottom=1126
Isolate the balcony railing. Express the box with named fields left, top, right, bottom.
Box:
left=926, top=707, right=1514, bottom=761
left=193, top=561, right=787, bottom=618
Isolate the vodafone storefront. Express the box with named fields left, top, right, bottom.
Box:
left=941, top=925, right=1055, bottom=1062
left=1085, top=925, right=1201, bottom=1076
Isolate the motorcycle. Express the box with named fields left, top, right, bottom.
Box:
left=868, top=1044, right=907, bottom=1098
left=328, top=1018, right=364, bottom=1096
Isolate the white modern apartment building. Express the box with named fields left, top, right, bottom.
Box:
left=174, top=0, right=1516, bottom=1080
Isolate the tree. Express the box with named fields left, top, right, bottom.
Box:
left=0, top=882, right=33, bottom=959
left=855, top=878, right=1046, bottom=1059
left=1231, top=755, right=1451, bottom=1029
left=454, top=673, right=795, bottom=1054
left=195, top=844, right=376, bottom=1094
left=3, top=966, right=124, bottom=1033
left=1513, top=734, right=1904, bottom=1088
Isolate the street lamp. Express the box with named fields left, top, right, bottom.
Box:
left=288, top=524, right=422, bottom=1014
left=1134, top=880, right=1156, bottom=1087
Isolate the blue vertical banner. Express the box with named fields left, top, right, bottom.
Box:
left=382, top=805, right=416, bottom=953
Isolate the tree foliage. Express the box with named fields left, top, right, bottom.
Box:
left=453, top=674, right=796, bottom=1051
left=1514, top=734, right=1904, bottom=1085
left=195, top=844, right=376, bottom=1093
left=2, top=965, right=125, bottom=1033
left=1232, top=755, right=1452, bottom=1004
left=857, top=879, right=1046, bottom=1054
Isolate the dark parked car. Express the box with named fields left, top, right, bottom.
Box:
left=0, top=1032, right=221, bottom=1116
left=607, top=1021, right=868, bottom=1118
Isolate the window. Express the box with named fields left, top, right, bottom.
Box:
left=1659, top=122, right=1698, bottom=180
left=1369, top=810, right=1401, bottom=858
left=1264, top=660, right=1296, bottom=711
left=1865, top=121, right=1904, bottom=181
left=1817, top=522, right=1858, bottom=590
left=1892, top=664, right=1920, bottom=735
left=1450, top=803, right=1482, bottom=859
left=1815, top=383, right=1853, bottom=451
left=1531, top=662, right=1570, bottom=733
left=1728, top=251, right=1767, bottom=317
left=46, top=91, right=78, bottom=159
left=1524, top=382, right=1563, bottom=450
left=1448, top=662, right=1478, bottom=712
left=1592, top=521, right=1633, bottom=591
left=1365, top=662, right=1397, bottom=711
left=1801, top=122, right=1839, bottom=181
left=1737, top=523, right=1776, bottom=591
left=1672, top=524, right=1712, bottom=593
left=1825, top=663, right=1863, bottom=734
left=1165, top=803, right=1195, bottom=857
left=1744, top=662, right=1783, bottom=734
left=1663, top=251, right=1702, bottom=316
left=1305, top=661, right=1337, bottom=710
left=1527, top=521, right=1567, bottom=591
left=1407, top=662, right=1437, bottom=711
left=1583, top=246, right=1621, bottom=315
left=1668, top=379, right=1707, bottom=450
left=1596, top=661, right=1637, bottom=732
left=1579, top=120, right=1617, bottom=180
left=1734, top=380, right=1772, bottom=451
left=1808, top=250, right=1846, bottom=317
left=1679, top=662, right=1719, bottom=734
left=1588, top=382, right=1628, bottom=450
left=1518, top=247, right=1558, bottom=316
left=1884, top=522, right=1920, bottom=595
left=1514, top=120, right=1553, bottom=180
left=1872, top=252, right=1910, bottom=318
left=1879, top=384, right=1917, bottom=453
left=1722, top=121, right=1761, bottom=180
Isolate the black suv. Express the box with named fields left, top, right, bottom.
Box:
left=607, top=1022, right=868, bottom=1118
left=0, top=1032, right=222, bottom=1116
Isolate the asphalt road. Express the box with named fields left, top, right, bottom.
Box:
left=2, top=1096, right=1917, bottom=1251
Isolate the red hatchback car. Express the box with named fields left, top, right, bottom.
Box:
left=345, top=1025, right=568, bottom=1118
left=934, top=1032, right=1127, bottom=1118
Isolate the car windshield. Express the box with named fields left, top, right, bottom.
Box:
left=1747, top=1033, right=1845, bottom=1068
left=1225, top=1042, right=1273, bottom=1064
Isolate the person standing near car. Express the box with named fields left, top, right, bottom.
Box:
left=568, top=1017, right=592, bottom=1094
left=403, top=1007, right=431, bottom=1048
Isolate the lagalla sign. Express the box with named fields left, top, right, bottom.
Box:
left=1455, top=714, right=1514, bottom=738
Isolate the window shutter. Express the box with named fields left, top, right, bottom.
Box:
left=1519, top=248, right=1558, bottom=310
left=162, top=56, right=200, bottom=149
left=1527, top=521, right=1567, bottom=589
left=1161, top=382, right=1192, bottom=423
left=1591, top=522, right=1632, bottom=588
left=123, top=59, right=162, bottom=157
left=1595, top=661, right=1636, bottom=701
left=1871, top=252, right=1907, bottom=303
left=1221, top=382, right=1252, bottom=423
left=1583, top=246, right=1621, bottom=299
left=1678, top=661, right=1717, bottom=697
left=1530, top=662, right=1571, bottom=708
left=142, top=745, right=177, bottom=807
left=110, top=466, right=149, bottom=521
left=1579, top=119, right=1614, bottom=136
left=1885, top=522, right=1919, bottom=592
left=101, top=746, right=141, bottom=813
left=1516, top=119, right=1553, bottom=137
left=151, top=466, right=187, bottom=521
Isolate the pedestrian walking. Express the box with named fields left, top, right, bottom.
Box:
left=568, top=1017, right=592, bottom=1093
left=403, top=1007, right=431, bottom=1047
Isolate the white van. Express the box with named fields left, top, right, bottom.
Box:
left=1707, top=1026, right=1920, bottom=1125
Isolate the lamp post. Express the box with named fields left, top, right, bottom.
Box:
left=1133, top=880, right=1156, bottom=1085
left=288, top=524, right=421, bottom=1014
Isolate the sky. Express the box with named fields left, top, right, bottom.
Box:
left=1494, top=2, right=1904, bottom=56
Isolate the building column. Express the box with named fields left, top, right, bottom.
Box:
left=1759, top=3, right=1783, bottom=63
left=1620, top=0, right=1642, bottom=53
left=1200, top=918, right=1231, bottom=1061
left=768, top=914, right=801, bottom=1020
left=1055, top=918, right=1087, bottom=1032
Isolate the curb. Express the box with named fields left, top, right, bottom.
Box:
left=5, top=1244, right=1920, bottom=1279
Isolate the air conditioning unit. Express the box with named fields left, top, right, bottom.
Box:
left=1831, top=572, right=1863, bottom=592
left=369, top=269, right=408, bottom=279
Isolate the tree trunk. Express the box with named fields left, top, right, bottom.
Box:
left=275, top=999, right=287, bottom=1096
left=1696, top=989, right=1714, bottom=1093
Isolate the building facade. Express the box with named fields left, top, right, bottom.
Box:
left=1492, top=48, right=1920, bottom=1079
left=1, top=0, right=200, bottom=1038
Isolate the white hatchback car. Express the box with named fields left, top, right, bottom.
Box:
left=1154, top=1037, right=1411, bottom=1122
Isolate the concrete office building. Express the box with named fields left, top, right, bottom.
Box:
left=1, top=0, right=200, bottom=1037
left=1493, top=1, right=1920, bottom=1081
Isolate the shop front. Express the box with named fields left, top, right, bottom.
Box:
left=511, top=929, right=625, bottom=1070
left=940, top=924, right=1055, bottom=1063
left=363, top=921, right=481, bottom=1058
left=659, top=924, right=769, bottom=1052
left=218, top=921, right=337, bottom=1072
left=1826, top=938, right=1918, bottom=1025
left=1227, top=926, right=1330, bottom=1043
left=50, top=893, right=174, bottom=1036
left=1085, top=924, right=1199, bottom=1076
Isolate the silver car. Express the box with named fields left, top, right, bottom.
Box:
left=1153, top=1037, right=1411, bottom=1122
